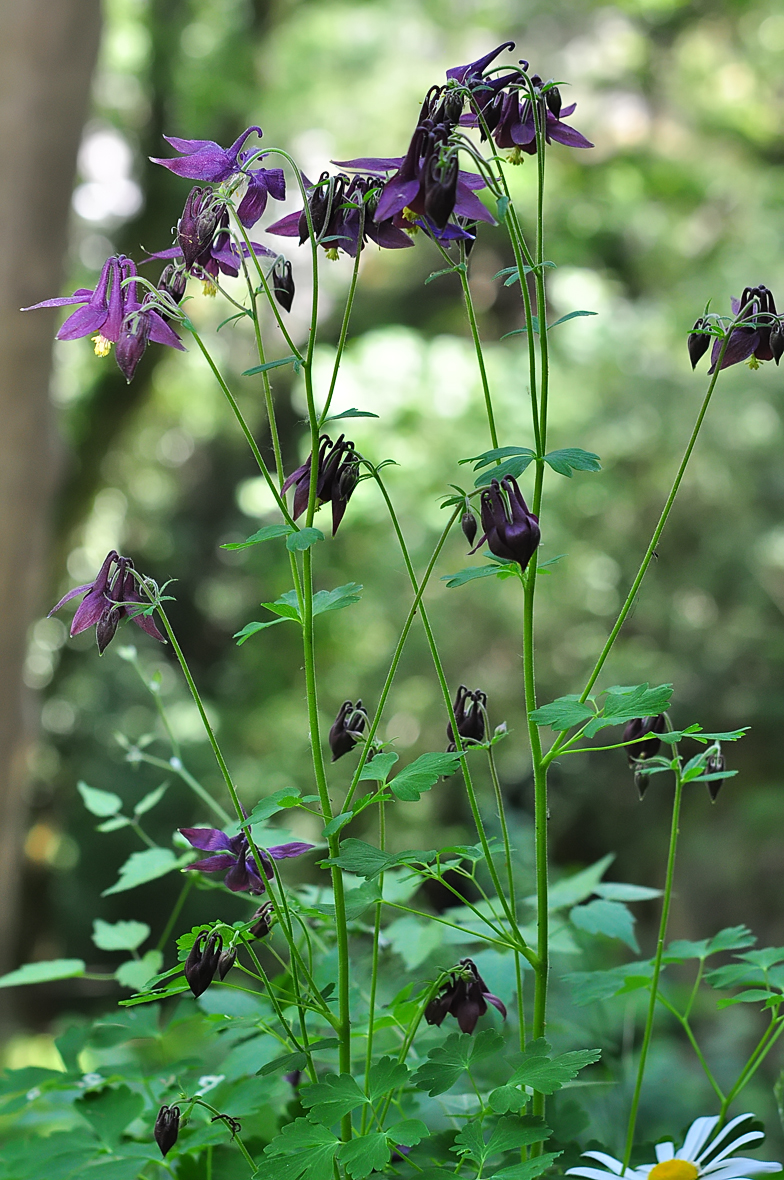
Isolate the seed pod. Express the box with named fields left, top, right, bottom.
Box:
left=154, top=1105, right=181, bottom=1157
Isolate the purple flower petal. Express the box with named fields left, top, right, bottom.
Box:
left=180, top=827, right=234, bottom=852
left=267, top=210, right=307, bottom=238
left=453, top=185, right=496, bottom=224
left=187, top=853, right=238, bottom=873
left=709, top=328, right=759, bottom=373
left=21, top=291, right=93, bottom=311
left=457, top=170, right=488, bottom=192
left=225, top=850, right=265, bottom=894
left=366, top=220, right=415, bottom=250
left=375, top=177, right=421, bottom=224
left=484, top=991, right=507, bottom=1019
left=147, top=312, right=186, bottom=350
left=70, top=588, right=111, bottom=635
left=446, top=40, right=515, bottom=84
left=130, top=610, right=167, bottom=643
left=547, top=120, right=594, bottom=149
left=265, top=841, right=315, bottom=860
left=332, top=156, right=404, bottom=173
left=57, top=303, right=109, bottom=341
left=48, top=581, right=94, bottom=616
left=151, top=127, right=263, bottom=183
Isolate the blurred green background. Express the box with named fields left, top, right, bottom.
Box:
left=8, top=0, right=784, bottom=1153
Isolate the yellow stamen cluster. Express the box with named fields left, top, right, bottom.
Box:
left=649, top=1161, right=699, bottom=1180
left=92, top=334, right=112, bottom=357
left=401, top=206, right=418, bottom=222
left=506, top=147, right=526, bottom=166
left=325, top=248, right=340, bottom=262
left=201, top=279, right=218, bottom=297
left=747, top=356, right=761, bottom=370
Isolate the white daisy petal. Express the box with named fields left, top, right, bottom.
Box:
left=678, top=1117, right=720, bottom=1161
left=581, top=1152, right=626, bottom=1174
left=566, top=1167, right=628, bottom=1179
left=701, top=1160, right=782, bottom=1180
left=696, top=1116, right=756, bottom=1164
left=656, top=1144, right=676, bottom=1162
left=701, top=1133, right=765, bottom=1170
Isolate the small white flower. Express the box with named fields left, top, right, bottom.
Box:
left=566, top=1114, right=782, bottom=1180
left=195, top=1074, right=224, bottom=1096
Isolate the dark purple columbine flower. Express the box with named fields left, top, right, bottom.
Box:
left=218, top=947, right=237, bottom=980
left=329, top=700, right=368, bottom=761
left=446, top=40, right=517, bottom=86
left=425, top=958, right=507, bottom=1035
left=688, top=318, right=711, bottom=369
left=447, top=685, right=487, bottom=752
left=184, top=929, right=223, bottom=997
left=267, top=171, right=413, bottom=257
left=471, top=476, right=541, bottom=571
left=708, top=285, right=781, bottom=373
left=115, top=304, right=152, bottom=383
left=180, top=825, right=313, bottom=895
left=492, top=82, right=593, bottom=155
left=282, top=433, right=360, bottom=535
left=461, top=510, right=478, bottom=546
left=271, top=258, right=295, bottom=312
left=49, top=550, right=166, bottom=654
left=150, top=126, right=285, bottom=229
left=706, top=747, right=726, bottom=802
left=154, top=1105, right=181, bottom=1157
left=22, top=254, right=184, bottom=364
left=248, top=901, right=274, bottom=939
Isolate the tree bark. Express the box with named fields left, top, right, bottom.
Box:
left=0, top=0, right=101, bottom=998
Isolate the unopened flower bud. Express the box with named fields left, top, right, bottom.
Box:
left=218, top=947, right=237, bottom=980
left=115, top=310, right=152, bottom=384
left=248, top=901, right=274, bottom=940
left=272, top=258, right=295, bottom=312
left=688, top=319, right=710, bottom=369
left=705, top=749, right=726, bottom=802
left=634, top=769, right=650, bottom=800
left=770, top=320, right=784, bottom=365
left=423, top=151, right=459, bottom=230
left=623, top=714, right=666, bottom=767
left=158, top=263, right=187, bottom=304
left=461, top=510, right=478, bottom=546
left=154, top=1104, right=181, bottom=1157
left=546, top=85, right=562, bottom=118
left=184, top=929, right=222, bottom=998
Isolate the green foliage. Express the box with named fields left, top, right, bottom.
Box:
left=257, top=1118, right=339, bottom=1180
left=543, top=448, right=602, bottom=477
left=570, top=898, right=639, bottom=951
left=92, top=919, right=150, bottom=952
left=300, top=1072, right=368, bottom=1124
left=221, top=523, right=294, bottom=550
left=78, top=781, right=122, bottom=817
left=412, top=1029, right=505, bottom=1096
left=101, top=847, right=191, bottom=896
left=0, top=959, right=86, bottom=989
left=286, top=527, right=324, bottom=552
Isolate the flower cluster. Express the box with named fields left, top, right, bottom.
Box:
left=48, top=550, right=165, bottom=654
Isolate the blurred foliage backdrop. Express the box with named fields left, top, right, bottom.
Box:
left=9, top=0, right=784, bottom=1152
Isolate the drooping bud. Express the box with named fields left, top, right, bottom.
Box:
left=461, top=510, right=478, bottom=547
left=545, top=85, right=562, bottom=118
left=272, top=258, right=295, bottom=312
left=447, top=685, right=487, bottom=751
left=96, top=604, right=123, bottom=655
left=623, top=714, right=667, bottom=769
left=177, top=187, right=224, bottom=269
left=688, top=319, right=711, bottom=369
left=423, top=151, right=459, bottom=230
left=184, top=929, right=223, bottom=997
left=634, top=769, right=650, bottom=800
left=298, top=171, right=333, bottom=244
left=115, top=309, right=152, bottom=383
left=218, top=947, right=237, bottom=980
left=705, top=748, right=726, bottom=802
left=154, top=1105, right=181, bottom=1157
left=158, top=263, right=188, bottom=304
left=770, top=320, right=784, bottom=365
left=329, top=699, right=368, bottom=761
left=248, top=901, right=274, bottom=940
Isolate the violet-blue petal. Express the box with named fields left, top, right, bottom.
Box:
left=187, top=853, right=238, bottom=873
left=22, top=289, right=93, bottom=311
left=130, top=610, right=167, bottom=642
left=453, top=185, right=495, bottom=224
left=267, top=210, right=304, bottom=238
left=446, top=40, right=515, bottom=84
left=547, top=120, right=594, bottom=149
left=484, top=991, right=507, bottom=1019
left=367, top=220, right=415, bottom=249
left=709, top=328, right=759, bottom=373
left=57, top=304, right=109, bottom=341
left=225, top=851, right=265, bottom=894
left=332, top=156, right=403, bottom=173
left=180, top=827, right=234, bottom=852
left=101, top=257, right=126, bottom=342
left=48, top=582, right=94, bottom=616
left=265, top=841, right=314, bottom=860
left=70, top=589, right=111, bottom=636
left=375, top=177, right=421, bottom=223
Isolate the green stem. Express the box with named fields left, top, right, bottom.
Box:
left=657, top=993, right=724, bottom=1103
left=188, top=326, right=296, bottom=528
left=239, top=252, right=286, bottom=489
left=487, top=744, right=525, bottom=1049
left=361, top=799, right=385, bottom=1133
left=130, top=751, right=230, bottom=825
left=319, top=211, right=364, bottom=428
left=720, top=1014, right=784, bottom=1119
left=622, top=766, right=685, bottom=1170
left=457, top=245, right=499, bottom=449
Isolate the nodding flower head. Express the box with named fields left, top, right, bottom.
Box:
left=706, top=747, right=727, bottom=802
left=154, top=1105, right=181, bottom=1157
left=271, top=258, right=295, bottom=312
left=184, top=930, right=223, bottom=998
left=472, top=477, right=541, bottom=571
left=267, top=170, right=413, bottom=257
left=623, top=714, right=667, bottom=799
left=708, top=285, right=781, bottom=372
left=180, top=824, right=313, bottom=895
left=282, top=434, right=361, bottom=535
left=177, top=187, right=228, bottom=270
left=489, top=69, right=593, bottom=159
left=329, top=700, right=369, bottom=761
left=248, top=901, right=275, bottom=940
left=425, top=958, right=507, bottom=1035
left=461, top=509, right=478, bottom=547
left=688, top=318, right=711, bottom=369
left=447, top=685, right=487, bottom=751
left=48, top=550, right=166, bottom=654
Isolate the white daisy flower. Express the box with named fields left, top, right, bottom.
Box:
left=566, top=1114, right=782, bottom=1180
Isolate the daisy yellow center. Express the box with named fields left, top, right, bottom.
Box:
left=649, top=1161, right=699, bottom=1180
left=92, top=333, right=112, bottom=357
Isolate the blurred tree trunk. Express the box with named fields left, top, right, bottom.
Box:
left=0, top=0, right=101, bottom=995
